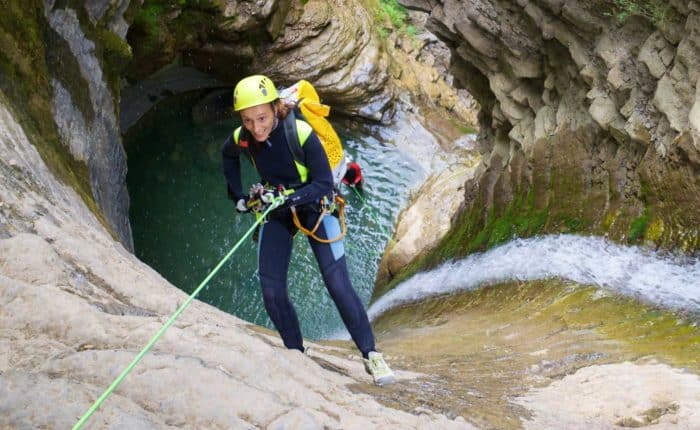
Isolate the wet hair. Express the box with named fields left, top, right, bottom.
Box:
left=273, top=99, right=292, bottom=118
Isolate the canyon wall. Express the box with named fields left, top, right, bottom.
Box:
left=382, top=0, right=700, bottom=290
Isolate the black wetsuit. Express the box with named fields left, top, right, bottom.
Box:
left=222, top=117, right=375, bottom=355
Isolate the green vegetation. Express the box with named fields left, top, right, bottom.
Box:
left=134, top=3, right=165, bottom=36
left=98, top=28, right=133, bottom=98
left=449, top=117, right=478, bottom=135
left=606, top=0, right=671, bottom=26
left=373, top=186, right=551, bottom=300
left=451, top=187, right=550, bottom=256
left=628, top=206, right=651, bottom=243
left=405, top=24, right=418, bottom=37
left=372, top=0, right=414, bottom=39
left=378, top=0, right=408, bottom=29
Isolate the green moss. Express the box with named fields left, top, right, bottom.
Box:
left=373, top=186, right=551, bottom=301
left=629, top=206, right=651, bottom=243
left=605, top=0, right=672, bottom=26
left=96, top=28, right=132, bottom=98
left=405, top=24, right=417, bottom=37
left=135, top=3, right=164, bottom=35
left=464, top=187, right=550, bottom=254
left=646, top=217, right=664, bottom=242
left=100, top=28, right=133, bottom=76
left=126, top=2, right=171, bottom=78
left=379, top=0, right=408, bottom=29
left=602, top=209, right=620, bottom=230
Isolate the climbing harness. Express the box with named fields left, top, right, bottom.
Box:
left=246, top=183, right=295, bottom=222
left=71, top=195, right=286, bottom=430
left=291, top=192, right=347, bottom=243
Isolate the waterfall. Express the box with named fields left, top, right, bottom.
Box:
left=368, top=234, right=700, bottom=321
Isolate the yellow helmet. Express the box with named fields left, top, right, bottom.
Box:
left=232, top=75, right=279, bottom=111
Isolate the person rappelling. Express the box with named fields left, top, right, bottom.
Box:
left=221, top=74, right=395, bottom=385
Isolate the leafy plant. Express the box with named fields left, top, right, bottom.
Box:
left=606, top=0, right=671, bottom=26
left=628, top=207, right=651, bottom=242
left=380, top=0, right=408, bottom=28
left=374, top=0, right=413, bottom=39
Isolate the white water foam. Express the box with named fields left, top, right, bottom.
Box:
left=367, top=234, right=700, bottom=321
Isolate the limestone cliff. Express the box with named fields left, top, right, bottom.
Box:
left=0, top=0, right=134, bottom=249
left=384, top=0, right=700, bottom=287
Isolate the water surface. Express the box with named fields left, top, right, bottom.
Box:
left=125, top=96, right=423, bottom=339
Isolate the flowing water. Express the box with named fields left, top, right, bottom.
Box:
left=124, top=95, right=426, bottom=339
left=369, top=234, right=700, bottom=320
left=361, top=236, right=700, bottom=429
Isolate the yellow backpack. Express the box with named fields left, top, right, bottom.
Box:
left=279, top=80, right=345, bottom=177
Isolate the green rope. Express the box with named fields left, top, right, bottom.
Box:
left=72, top=197, right=285, bottom=430
left=348, top=185, right=391, bottom=240
left=344, top=185, right=396, bottom=260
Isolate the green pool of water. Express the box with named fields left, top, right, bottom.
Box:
left=125, top=94, right=420, bottom=339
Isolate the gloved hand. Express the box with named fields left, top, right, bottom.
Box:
left=260, top=188, right=288, bottom=207
left=236, top=197, right=249, bottom=213
left=260, top=190, right=276, bottom=204
left=248, top=183, right=266, bottom=199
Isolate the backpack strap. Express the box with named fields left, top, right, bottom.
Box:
left=233, top=126, right=244, bottom=146
left=283, top=111, right=313, bottom=185
left=283, top=109, right=305, bottom=165
left=233, top=126, right=256, bottom=167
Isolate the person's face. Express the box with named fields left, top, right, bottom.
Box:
left=240, top=103, right=276, bottom=142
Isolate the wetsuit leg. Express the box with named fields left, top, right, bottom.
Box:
left=258, top=218, right=304, bottom=352
left=303, top=210, right=376, bottom=356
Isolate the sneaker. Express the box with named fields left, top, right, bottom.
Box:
left=363, top=351, right=395, bottom=385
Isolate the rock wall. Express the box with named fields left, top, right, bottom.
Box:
left=126, top=0, right=394, bottom=120
left=396, top=0, right=700, bottom=268
left=0, top=0, right=134, bottom=249
left=46, top=1, right=134, bottom=249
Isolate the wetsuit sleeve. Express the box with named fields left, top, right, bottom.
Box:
left=284, top=131, right=333, bottom=208
left=221, top=134, right=245, bottom=201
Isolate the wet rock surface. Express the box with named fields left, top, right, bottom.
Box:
left=371, top=279, right=700, bottom=429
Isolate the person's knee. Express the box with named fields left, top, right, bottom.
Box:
left=319, top=254, right=344, bottom=279
left=260, top=274, right=286, bottom=301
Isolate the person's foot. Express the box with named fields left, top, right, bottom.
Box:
left=363, top=351, right=395, bottom=385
